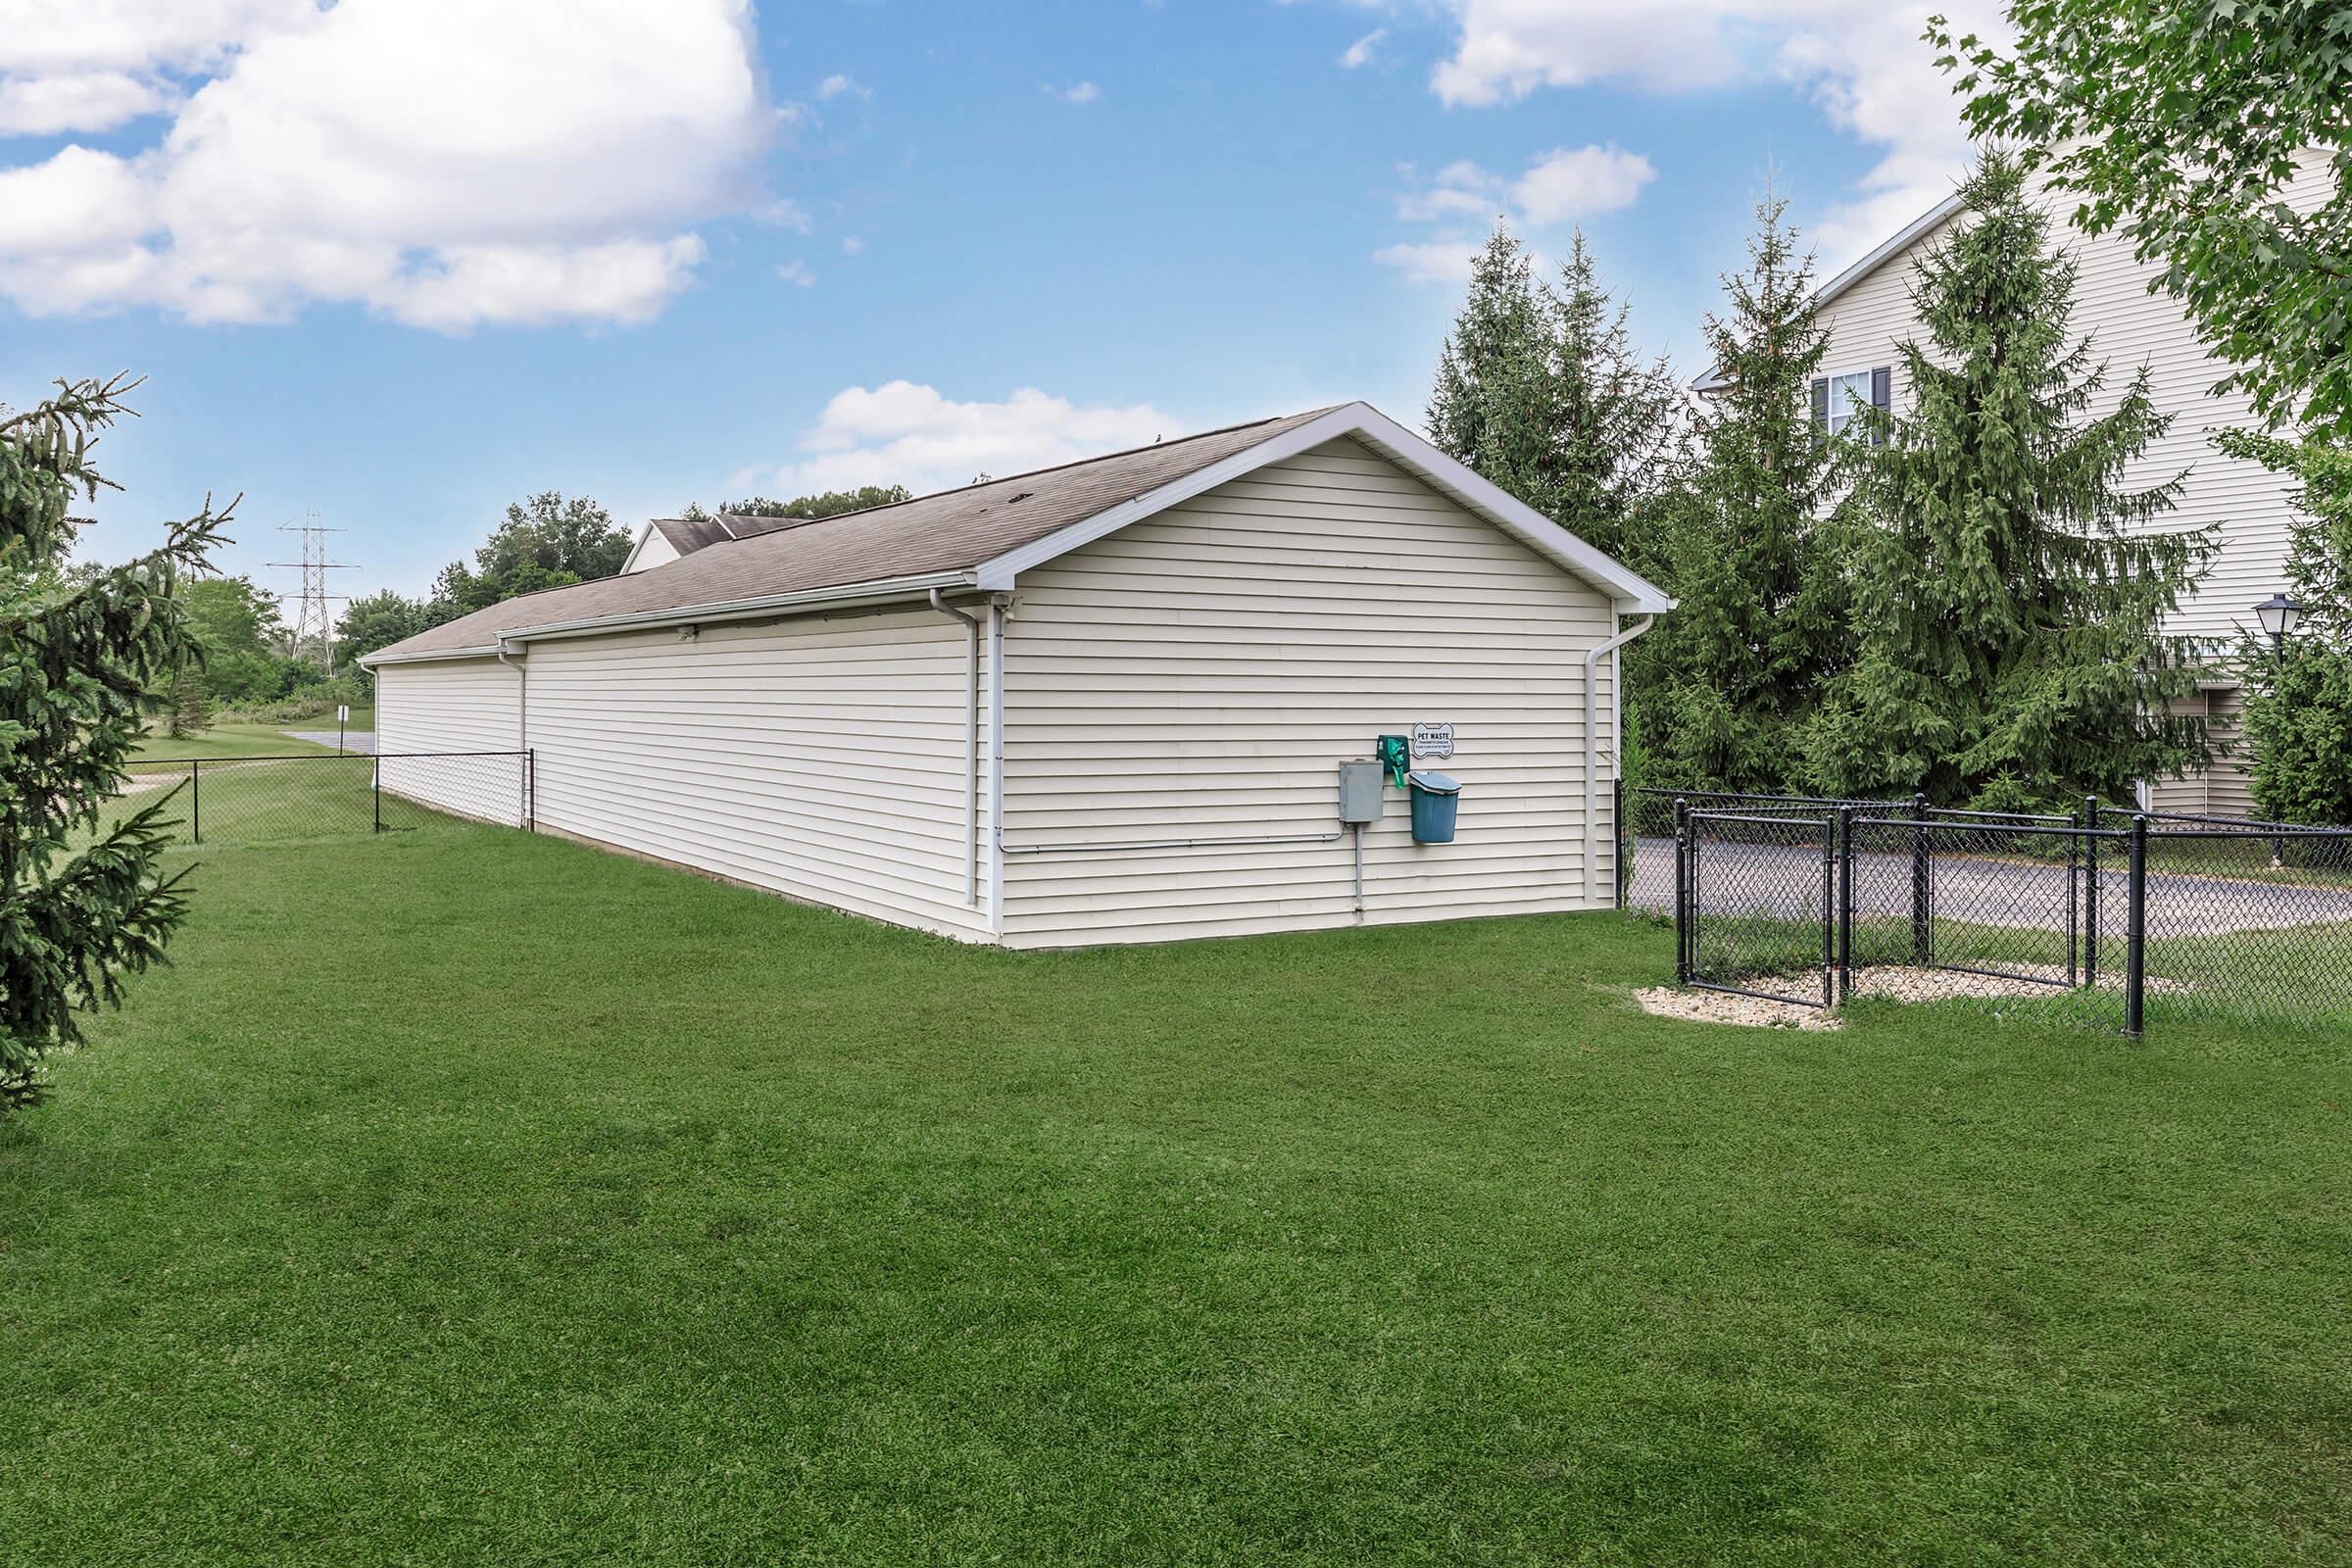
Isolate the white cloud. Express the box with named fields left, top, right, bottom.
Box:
left=1340, top=29, right=1387, bottom=69
left=1041, top=81, right=1100, bottom=105
left=1510, top=143, right=1653, bottom=222
left=760, top=382, right=1176, bottom=496
left=0, top=71, right=172, bottom=134
left=814, top=74, right=867, bottom=100
left=1425, top=0, right=2007, bottom=267
left=1387, top=145, right=1648, bottom=239
left=840, top=235, right=864, bottom=256
left=0, top=0, right=773, bottom=329
left=775, top=259, right=815, bottom=287
left=1374, top=239, right=1480, bottom=285
left=760, top=198, right=812, bottom=233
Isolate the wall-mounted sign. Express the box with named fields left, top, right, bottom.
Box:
left=1411, top=722, right=1454, bottom=760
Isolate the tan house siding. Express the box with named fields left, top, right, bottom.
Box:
left=375, top=657, right=526, bottom=825
left=1812, top=153, right=2334, bottom=645
left=375, top=612, right=995, bottom=942
left=996, top=437, right=1618, bottom=950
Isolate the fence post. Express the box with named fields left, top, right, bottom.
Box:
left=190, top=759, right=200, bottom=846
left=372, top=756, right=382, bottom=834
left=526, top=748, right=537, bottom=832
left=1613, top=775, right=1626, bottom=909
left=1673, top=796, right=1690, bottom=985
left=1837, top=807, right=1855, bottom=1003
left=2125, top=813, right=2148, bottom=1039
left=2082, top=795, right=2099, bottom=984
left=1821, top=814, right=1837, bottom=1008
left=1910, top=791, right=1931, bottom=966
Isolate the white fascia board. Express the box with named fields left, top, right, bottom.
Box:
left=493, top=570, right=978, bottom=646
left=1690, top=193, right=1964, bottom=391
left=357, top=572, right=980, bottom=667
left=971, top=401, right=1674, bottom=613
left=361, top=643, right=505, bottom=668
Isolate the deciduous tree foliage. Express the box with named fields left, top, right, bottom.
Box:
left=1427, top=223, right=1684, bottom=562
left=1799, top=154, right=2213, bottom=808
left=1931, top=0, right=2352, bottom=438
left=684, top=484, right=911, bottom=521
left=0, top=374, right=225, bottom=1110
left=429, top=491, right=633, bottom=619
left=1636, top=191, right=1845, bottom=793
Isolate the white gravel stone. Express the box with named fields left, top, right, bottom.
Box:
left=1637, top=963, right=2187, bottom=1029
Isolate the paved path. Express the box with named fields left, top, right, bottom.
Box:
left=284, top=729, right=375, bottom=754
left=1627, top=837, right=2352, bottom=937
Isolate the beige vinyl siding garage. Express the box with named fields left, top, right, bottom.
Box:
left=360, top=403, right=1668, bottom=949
left=375, top=657, right=526, bottom=825
left=998, top=437, right=1616, bottom=949
left=522, top=611, right=990, bottom=941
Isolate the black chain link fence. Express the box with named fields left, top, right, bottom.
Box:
left=105, top=751, right=534, bottom=847
left=1637, top=788, right=2352, bottom=1037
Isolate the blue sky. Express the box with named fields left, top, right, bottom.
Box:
left=0, top=0, right=1992, bottom=603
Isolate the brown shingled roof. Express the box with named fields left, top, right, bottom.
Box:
left=369, top=408, right=1340, bottom=661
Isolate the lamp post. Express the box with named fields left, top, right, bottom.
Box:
left=2254, top=592, right=2303, bottom=663
left=2252, top=593, right=2303, bottom=863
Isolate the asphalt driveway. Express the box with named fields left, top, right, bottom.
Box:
left=1627, top=837, right=2352, bottom=937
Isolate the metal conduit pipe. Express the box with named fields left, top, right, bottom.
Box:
left=1585, top=613, right=1656, bottom=896
left=928, top=590, right=983, bottom=905
left=1001, top=831, right=1347, bottom=857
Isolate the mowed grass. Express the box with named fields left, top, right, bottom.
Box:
left=130, top=719, right=337, bottom=761
left=5, top=828, right=2351, bottom=1565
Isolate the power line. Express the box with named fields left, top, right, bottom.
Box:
left=266, top=510, right=355, bottom=675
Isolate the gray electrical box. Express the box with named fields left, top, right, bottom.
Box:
left=1337, top=760, right=1385, bottom=824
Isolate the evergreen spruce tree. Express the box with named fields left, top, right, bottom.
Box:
left=1427, top=222, right=1682, bottom=560
left=1636, top=189, right=1842, bottom=791
left=170, top=665, right=211, bottom=739
left=1546, top=232, right=1685, bottom=561
left=1, top=374, right=226, bottom=1111
left=1799, top=152, right=2213, bottom=808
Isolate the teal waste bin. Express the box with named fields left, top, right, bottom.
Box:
left=1406, top=770, right=1460, bottom=844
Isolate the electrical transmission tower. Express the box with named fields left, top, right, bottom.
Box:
left=269, top=513, right=354, bottom=675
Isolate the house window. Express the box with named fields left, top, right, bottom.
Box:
left=1812, top=367, right=1891, bottom=444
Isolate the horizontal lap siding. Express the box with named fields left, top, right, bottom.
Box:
left=374, top=659, right=527, bottom=823
left=524, top=612, right=990, bottom=941
left=1000, top=437, right=1614, bottom=949
left=1815, top=154, right=2334, bottom=645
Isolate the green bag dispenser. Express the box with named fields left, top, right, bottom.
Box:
left=1375, top=734, right=1410, bottom=789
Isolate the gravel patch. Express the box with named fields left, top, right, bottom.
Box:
left=1637, top=962, right=2190, bottom=1030
left=1635, top=986, right=1842, bottom=1031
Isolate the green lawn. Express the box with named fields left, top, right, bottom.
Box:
left=6, top=827, right=2350, bottom=1564
left=130, top=719, right=337, bottom=761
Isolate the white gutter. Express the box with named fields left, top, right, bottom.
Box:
left=358, top=571, right=975, bottom=668
left=364, top=643, right=505, bottom=667
left=927, top=589, right=983, bottom=906
left=1586, top=612, right=1657, bottom=897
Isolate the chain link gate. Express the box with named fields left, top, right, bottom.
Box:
left=1676, top=808, right=1836, bottom=1008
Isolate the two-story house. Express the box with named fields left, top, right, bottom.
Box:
left=1706, top=155, right=2332, bottom=815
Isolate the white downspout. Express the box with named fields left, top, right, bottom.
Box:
left=984, top=597, right=1009, bottom=936
left=1585, top=612, right=1656, bottom=903
left=495, top=641, right=526, bottom=752
left=927, top=590, right=982, bottom=906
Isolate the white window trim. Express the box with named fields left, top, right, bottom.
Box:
left=1822, top=366, right=1885, bottom=441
